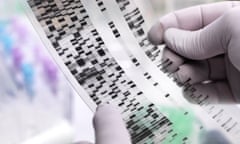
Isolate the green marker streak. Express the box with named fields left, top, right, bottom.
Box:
left=158, top=106, right=195, bottom=144
left=15, top=1, right=25, bottom=14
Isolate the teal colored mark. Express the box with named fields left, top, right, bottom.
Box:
left=0, top=22, right=13, bottom=54
left=0, top=21, right=8, bottom=33
left=157, top=106, right=195, bottom=144
left=0, top=35, right=13, bottom=54
left=21, top=63, right=35, bottom=99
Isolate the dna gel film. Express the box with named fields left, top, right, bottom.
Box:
left=25, top=0, right=240, bottom=143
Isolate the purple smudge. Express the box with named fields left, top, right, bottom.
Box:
left=43, top=58, right=58, bottom=93
left=12, top=48, right=23, bottom=69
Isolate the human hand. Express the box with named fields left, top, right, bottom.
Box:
left=77, top=105, right=131, bottom=144
left=148, top=1, right=240, bottom=103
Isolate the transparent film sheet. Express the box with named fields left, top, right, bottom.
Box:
left=25, top=0, right=240, bottom=143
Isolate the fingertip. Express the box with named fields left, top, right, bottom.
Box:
left=148, top=22, right=164, bottom=45
left=93, top=104, right=120, bottom=124
left=93, top=104, right=131, bottom=144
left=163, top=28, right=205, bottom=60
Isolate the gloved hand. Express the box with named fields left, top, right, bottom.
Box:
left=77, top=105, right=131, bottom=144
left=77, top=2, right=240, bottom=143
left=148, top=1, right=240, bottom=103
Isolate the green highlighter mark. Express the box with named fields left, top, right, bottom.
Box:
left=15, top=1, right=25, bottom=14
left=130, top=104, right=200, bottom=144
left=158, top=106, right=195, bottom=144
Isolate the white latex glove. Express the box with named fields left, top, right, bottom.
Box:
left=148, top=1, right=240, bottom=103
left=77, top=105, right=131, bottom=144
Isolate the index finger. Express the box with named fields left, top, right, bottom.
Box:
left=148, top=1, right=240, bottom=44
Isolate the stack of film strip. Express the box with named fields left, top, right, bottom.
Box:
left=25, top=0, right=240, bottom=143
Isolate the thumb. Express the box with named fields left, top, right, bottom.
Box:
left=163, top=11, right=231, bottom=60
left=93, top=104, right=131, bottom=144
